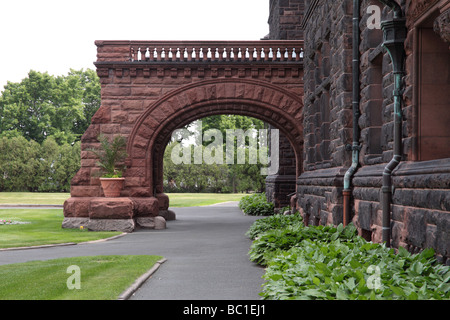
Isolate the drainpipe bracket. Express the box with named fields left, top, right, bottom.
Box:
left=345, top=144, right=362, bottom=152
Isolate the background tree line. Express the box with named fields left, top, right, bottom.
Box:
left=1, top=69, right=268, bottom=193
left=0, top=69, right=100, bottom=192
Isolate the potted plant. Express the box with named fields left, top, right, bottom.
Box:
left=89, top=134, right=128, bottom=197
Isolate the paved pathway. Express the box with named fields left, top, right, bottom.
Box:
left=0, top=202, right=265, bottom=300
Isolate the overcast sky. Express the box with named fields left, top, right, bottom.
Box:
left=0, top=0, right=269, bottom=90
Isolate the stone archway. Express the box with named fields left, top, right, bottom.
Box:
left=63, top=40, right=304, bottom=232
left=127, top=78, right=303, bottom=200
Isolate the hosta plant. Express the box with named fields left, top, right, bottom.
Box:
left=261, top=239, right=450, bottom=300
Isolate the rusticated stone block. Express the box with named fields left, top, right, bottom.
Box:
left=433, top=210, right=450, bottom=258
left=70, top=186, right=102, bottom=198
left=159, top=209, right=176, bottom=221
left=62, top=217, right=90, bottom=229
left=402, top=207, right=427, bottom=248
left=136, top=216, right=166, bottom=230
left=156, top=193, right=170, bottom=210
left=126, top=187, right=152, bottom=197
left=81, top=124, right=100, bottom=143
left=89, top=198, right=134, bottom=219
left=70, top=168, right=92, bottom=185
left=88, top=219, right=135, bottom=233
left=63, top=197, right=91, bottom=218
left=102, top=86, right=131, bottom=97
left=91, top=106, right=111, bottom=124
left=131, top=197, right=159, bottom=217
left=355, top=200, right=373, bottom=231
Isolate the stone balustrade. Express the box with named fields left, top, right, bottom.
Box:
left=95, top=40, right=304, bottom=63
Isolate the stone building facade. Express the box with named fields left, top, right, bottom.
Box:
left=269, top=0, right=449, bottom=262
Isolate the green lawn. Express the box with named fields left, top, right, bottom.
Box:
left=0, top=255, right=163, bottom=300
left=0, top=192, right=246, bottom=250
left=0, top=193, right=246, bottom=249
left=0, top=192, right=71, bottom=205
left=0, top=191, right=245, bottom=300
left=167, top=193, right=245, bottom=207
left=0, top=192, right=245, bottom=207
left=0, top=209, right=121, bottom=249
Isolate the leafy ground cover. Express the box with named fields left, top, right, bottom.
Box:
left=0, top=255, right=162, bottom=300
left=247, top=214, right=450, bottom=300
left=246, top=213, right=304, bottom=240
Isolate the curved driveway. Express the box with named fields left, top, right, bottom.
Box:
left=0, top=202, right=265, bottom=300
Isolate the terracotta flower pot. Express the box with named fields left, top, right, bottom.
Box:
left=100, top=177, right=125, bottom=197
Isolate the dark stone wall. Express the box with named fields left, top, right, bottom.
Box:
left=353, top=160, right=450, bottom=263
left=266, top=0, right=304, bottom=208
left=352, top=0, right=450, bottom=262
left=297, top=0, right=354, bottom=226
left=268, top=0, right=305, bottom=40
left=291, top=0, right=450, bottom=262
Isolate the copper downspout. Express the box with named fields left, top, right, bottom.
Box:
left=378, top=0, right=406, bottom=247
left=343, top=0, right=361, bottom=226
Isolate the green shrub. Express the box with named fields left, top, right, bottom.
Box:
left=238, top=193, right=274, bottom=216
left=245, top=213, right=303, bottom=240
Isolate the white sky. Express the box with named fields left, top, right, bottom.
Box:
left=0, top=0, right=269, bottom=91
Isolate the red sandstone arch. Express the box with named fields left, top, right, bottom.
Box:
left=125, top=78, right=303, bottom=201
left=64, top=40, right=304, bottom=231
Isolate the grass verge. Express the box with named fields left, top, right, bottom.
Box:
left=0, top=192, right=70, bottom=205
left=0, top=192, right=246, bottom=207
left=167, top=193, right=245, bottom=207
left=0, top=255, right=163, bottom=300
left=0, top=209, right=121, bottom=249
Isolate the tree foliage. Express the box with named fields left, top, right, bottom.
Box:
left=163, top=115, right=269, bottom=193
left=0, top=136, right=80, bottom=192
left=0, top=69, right=98, bottom=192
left=0, top=69, right=100, bottom=144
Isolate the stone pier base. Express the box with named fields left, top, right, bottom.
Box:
left=62, top=196, right=173, bottom=232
